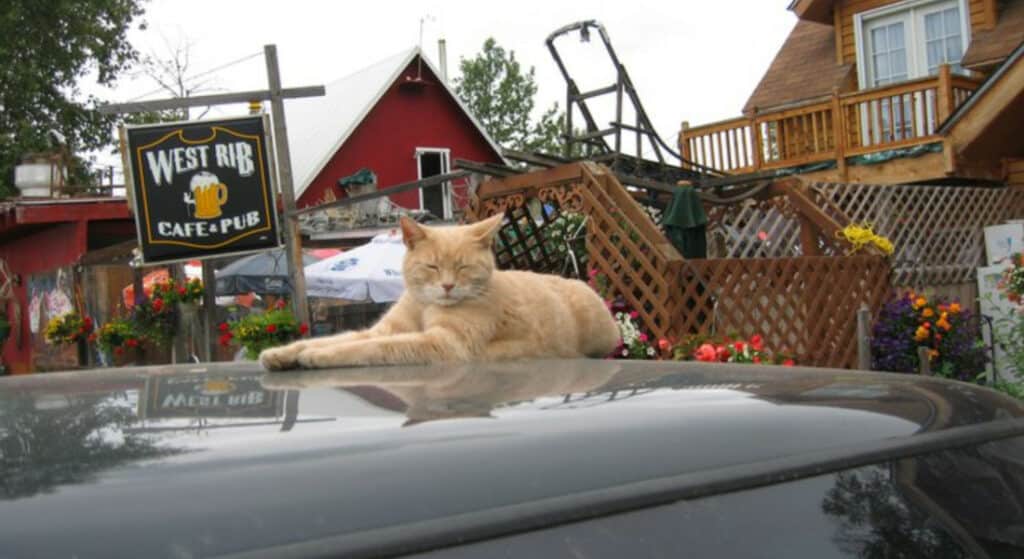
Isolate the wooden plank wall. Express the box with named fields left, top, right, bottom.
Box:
left=837, top=0, right=995, bottom=81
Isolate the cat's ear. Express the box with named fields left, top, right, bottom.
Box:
left=470, top=214, right=505, bottom=246
left=399, top=216, right=428, bottom=249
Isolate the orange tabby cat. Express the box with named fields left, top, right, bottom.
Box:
left=260, top=214, right=619, bottom=370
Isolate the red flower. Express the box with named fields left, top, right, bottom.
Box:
left=126, top=338, right=139, bottom=348
left=178, top=287, right=187, bottom=296
left=266, top=324, right=277, bottom=334
left=783, top=359, right=795, bottom=367
left=114, top=347, right=124, bottom=356
left=752, top=356, right=762, bottom=364
left=733, top=341, right=746, bottom=353
left=83, top=317, right=93, bottom=329
left=750, top=334, right=764, bottom=351
left=219, top=322, right=230, bottom=332
left=152, top=298, right=164, bottom=313
left=716, top=346, right=731, bottom=362
left=657, top=338, right=670, bottom=351
left=87, top=333, right=97, bottom=343
left=218, top=333, right=233, bottom=347
left=694, top=343, right=717, bottom=362
left=299, top=323, right=310, bottom=335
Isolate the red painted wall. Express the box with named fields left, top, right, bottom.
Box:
left=297, top=57, right=503, bottom=209
left=0, top=221, right=87, bottom=373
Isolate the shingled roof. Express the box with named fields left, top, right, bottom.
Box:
left=962, top=0, right=1024, bottom=70
left=742, top=21, right=855, bottom=114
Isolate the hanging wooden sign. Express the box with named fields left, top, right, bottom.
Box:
left=122, top=115, right=280, bottom=264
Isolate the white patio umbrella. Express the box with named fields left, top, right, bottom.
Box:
left=304, top=232, right=406, bottom=302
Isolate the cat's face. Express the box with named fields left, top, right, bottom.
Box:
left=400, top=215, right=504, bottom=306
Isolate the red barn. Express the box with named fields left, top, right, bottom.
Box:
left=287, top=47, right=506, bottom=216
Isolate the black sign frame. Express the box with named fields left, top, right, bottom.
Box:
left=122, top=115, right=281, bottom=264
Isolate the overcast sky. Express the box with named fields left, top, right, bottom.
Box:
left=93, top=0, right=796, bottom=169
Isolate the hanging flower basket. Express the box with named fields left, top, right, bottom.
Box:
left=220, top=300, right=309, bottom=360
left=44, top=312, right=94, bottom=346
left=94, top=318, right=145, bottom=367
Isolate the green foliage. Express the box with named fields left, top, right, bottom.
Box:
left=95, top=317, right=142, bottom=354
left=991, top=379, right=1024, bottom=400
left=0, top=0, right=146, bottom=197
left=454, top=38, right=569, bottom=155
left=221, top=305, right=308, bottom=360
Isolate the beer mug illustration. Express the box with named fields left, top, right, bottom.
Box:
left=185, top=171, right=229, bottom=219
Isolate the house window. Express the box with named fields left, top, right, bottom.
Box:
left=856, top=0, right=969, bottom=88
left=415, top=148, right=451, bottom=220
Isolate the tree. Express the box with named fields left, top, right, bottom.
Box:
left=134, top=33, right=218, bottom=121
left=0, top=0, right=146, bottom=197
left=453, top=38, right=568, bottom=156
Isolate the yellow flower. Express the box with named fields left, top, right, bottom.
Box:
left=913, top=297, right=927, bottom=310
left=949, top=303, right=961, bottom=314
left=915, top=326, right=930, bottom=342
left=928, top=349, right=939, bottom=360
left=922, top=308, right=934, bottom=318
left=936, top=318, right=952, bottom=331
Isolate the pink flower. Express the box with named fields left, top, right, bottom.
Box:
left=638, top=333, right=648, bottom=343
left=588, top=268, right=599, bottom=278
left=694, top=343, right=717, bottom=362
left=657, top=338, right=670, bottom=351
left=629, top=311, right=639, bottom=320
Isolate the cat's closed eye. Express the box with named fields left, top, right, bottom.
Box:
left=424, top=264, right=439, bottom=271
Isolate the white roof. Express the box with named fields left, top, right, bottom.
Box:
left=285, top=47, right=506, bottom=200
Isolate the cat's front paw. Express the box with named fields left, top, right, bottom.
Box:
left=296, top=347, right=353, bottom=369
left=259, top=342, right=306, bottom=371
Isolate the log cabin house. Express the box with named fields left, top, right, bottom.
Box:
left=678, top=0, right=1024, bottom=186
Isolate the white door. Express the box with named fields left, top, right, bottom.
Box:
left=416, top=148, right=451, bottom=220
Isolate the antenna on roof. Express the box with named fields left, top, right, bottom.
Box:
left=417, top=14, right=436, bottom=81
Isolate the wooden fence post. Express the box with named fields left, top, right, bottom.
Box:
left=749, top=112, right=764, bottom=171
left=936, top=64, right=954, bottom=124
left=918, top=346, right=933, bottom=376
left=831, top=87, right=848, bottom=181
left=679, top=121, right=691, bottom=170
left=857, top=304, right=872, bottom=370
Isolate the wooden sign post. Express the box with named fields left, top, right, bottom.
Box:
left=101, top=44, right=323, bottom=360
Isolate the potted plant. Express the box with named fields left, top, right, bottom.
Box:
left=93, top=317, right=144, bottom=366
left=44, top=311, right=94, bottom=365
left=220, top=300, right=309, bottom=360
left=871, top=292, right=987, bottom=380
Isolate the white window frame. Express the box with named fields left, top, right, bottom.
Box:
left=415, top=147, right=452, bottom=220
left=854, top=0, right=971, bottom=89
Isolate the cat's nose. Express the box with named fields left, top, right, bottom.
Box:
left=442, top=283, right=455, bottom=293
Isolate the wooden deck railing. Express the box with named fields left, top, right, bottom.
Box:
left=680, top=65, right=983, bottom=175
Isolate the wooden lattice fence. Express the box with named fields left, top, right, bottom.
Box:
left=469, top=163, right=891, bottom=368
left=706, top=182, right=1024, bottom=287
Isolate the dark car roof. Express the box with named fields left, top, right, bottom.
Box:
left=2, top=360, right=1023, bottom=558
